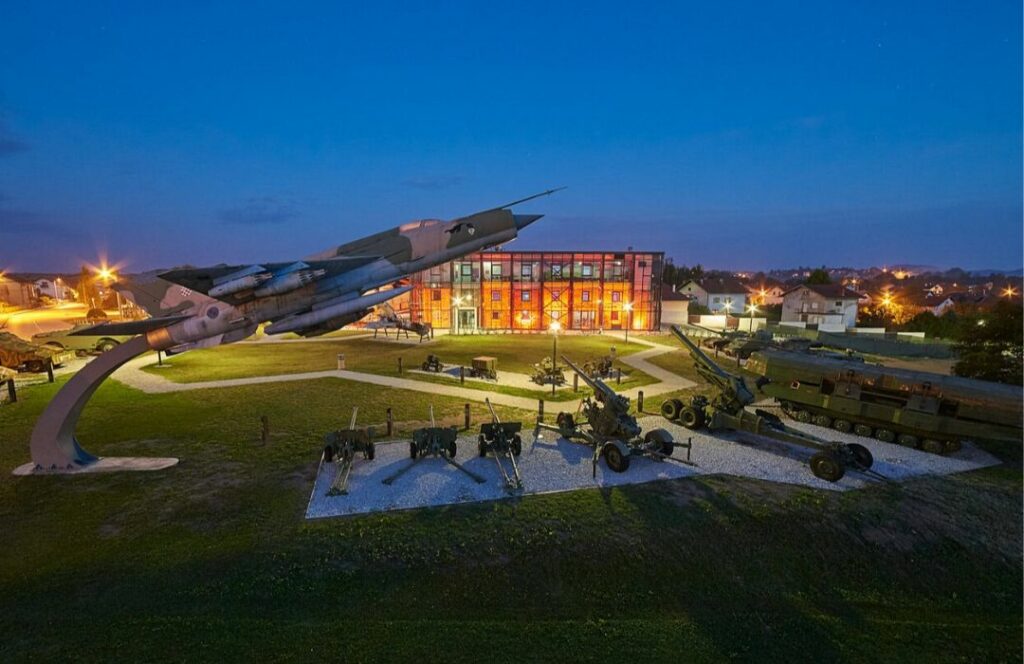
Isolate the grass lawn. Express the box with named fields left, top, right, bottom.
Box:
left=0, top=371, right=1020, bottom=661
left=142, top=333, right=658, bottom=401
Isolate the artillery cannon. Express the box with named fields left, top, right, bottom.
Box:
left=582, top=355, right=614, bottom=379
left=382, top=405, right=486, bottom=486
left=421, top=354, right=444, bottom=372
left=468, top=356, right=498, bottom=381
left=659, top=325, right=881, bottom=483
left=530, top=356, right=565, bottom=386
left=536, top=355, right=691, bottom=476
left=322, top=406, right=376, bottom=496
left=479, top=398, right=523, bottom=491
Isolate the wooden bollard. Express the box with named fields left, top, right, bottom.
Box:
left=6, top=379, right=15, bottom=404
left=260, top=415, right=270, bottom=446
left=157, top=350, right=163, bottom=366
left=398, top=357, right=403, bottom=374
left=386, top=408, right=394, bottom=436
left=46, top=363, right=54, bottom=383
left=460, top=366, right=465, bottom=384
left=573, top=373, right=579, bottom=392
left=538, top=399, right=544, bottom=422
left=637, top=390, right=644, bottom=413
left=463, top=403, right=471, bottom=430
left=616, top=368, right=622, bottom=385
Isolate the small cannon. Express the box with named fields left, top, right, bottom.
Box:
left=530, top=356, right=565, bottom=386
left=382, top=405, right=486, bottom=486
left=478, top=397, right=523, bottom=491
left=322, top=406, right=376, bottom=496
left=421, top=354, right=444, bottom=372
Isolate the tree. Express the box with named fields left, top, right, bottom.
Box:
left=952, top=301, right=1023, bottom=385
left=806, top=267, right=831, bottom=285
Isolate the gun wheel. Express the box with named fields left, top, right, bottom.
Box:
left=478, top=436, right=487, bottom=457
left=844, top=443, right=873, bottom=470
left=323, top=445, right=335, bottom=463
left=448, top=441, right=458, bottom=458
left=809, top=452, right=845, bottom=482
left=602, top=443, right=630, bottom=473
left=511, top=434, right=522, bottom=456
left=644, top=429, right=674, bottom=456
left=409, top=442, right=418, bottom=459
left=679, top=406, right=704, bottom=430
left=365, top=442, right=376, bottom=461
left=660, top=399, right=682, bottom=420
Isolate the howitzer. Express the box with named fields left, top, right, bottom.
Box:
left=322, top=406, right=376, bottom=496
left=659, top=325, right=883, bottom=483
left=536, top=355, right=692, bottom=477
left=382, top=405, right=485, bottom=486
left=479, top=398, right=523, bottom=491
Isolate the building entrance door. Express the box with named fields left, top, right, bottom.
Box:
left=456, top=308, right=477, bottom=334
left=573, top=310, right=597, bottom=331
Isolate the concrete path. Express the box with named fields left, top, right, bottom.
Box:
left=106, top=332, right=696, bottom=413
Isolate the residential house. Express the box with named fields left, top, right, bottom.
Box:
left=781, top=284, right=861, bottom=328
left=659, top=284, right=691, bottom=327
left=0, top=276, right=39, bottom=308
left=745, top=280, right=785, bottom=306
left=678, top=277, right=748, bottom=313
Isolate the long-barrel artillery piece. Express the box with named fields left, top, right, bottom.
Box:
left=322, top=406, right=377, bottom=496
left=382, top=405, right=486, bottom=486
left=536, top=355, right=692, bottom=477
left=479, top=398, right=523, bottom=492
left=27, top=189, right=558, bottom=474
left=659, top=325, right=885, bottom=483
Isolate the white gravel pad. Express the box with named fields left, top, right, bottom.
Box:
left=305, top=416, right=1003, bottom=519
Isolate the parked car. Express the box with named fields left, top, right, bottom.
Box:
left=32, top=325, right=131, bottom=355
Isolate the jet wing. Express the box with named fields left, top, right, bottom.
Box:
left=69, top=315, right=193, bottom=336
left=159, top=256, right=380, bottom=305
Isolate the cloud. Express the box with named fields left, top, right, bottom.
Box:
left=400, top=175, right=465, bottom=190
left=218, top=196, right=299, bottom=226
left=0, top=121, right=29, bottom=156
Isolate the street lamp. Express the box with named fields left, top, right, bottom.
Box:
left=623, top=301, right=633, bottom=345
left=549, top=320, right=561, bottom=364
left=1003, top=286, right=1018, bottom=298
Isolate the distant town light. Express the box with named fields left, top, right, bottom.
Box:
left=1002, top=286, right=1017, bottom=298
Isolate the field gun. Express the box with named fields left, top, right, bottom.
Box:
left=382, top=405, right=485, bottom=486
left=478, top=398, right=523, bottom=491
left=530, top=356, right=566, bottom=386
left=659, top=325, right=881, bottom=483
left=537, top=355, right=691, bottom=476
left=322, top=406, right=376, bottom=496
left=421, top=354, right=444, bottom=372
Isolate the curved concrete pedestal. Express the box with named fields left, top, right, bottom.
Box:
left=21, top=335, right=178, bottom=475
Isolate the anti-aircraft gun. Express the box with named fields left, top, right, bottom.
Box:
left=536, top=355, right=691, bottom=475
left=322, top=406, right=376, bottom=496
left=478, top=397, right=523, bottom=491
left=659, top=325, right=880, bottom=483
left=382, top=405, right=485, bottom=486
left=582, top=355, right=614, bottom=379
left=531, top=356, right=565, bottom=386
left=421, top=354, right=444, bottom=373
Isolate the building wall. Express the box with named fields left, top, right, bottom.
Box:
left=392, top=251, right=662, bottom=332
left=0, top=281, right=38, bottom=308
left=782, top=287, right=858, bottom=328
left=705, top=292, right=747, bottom=314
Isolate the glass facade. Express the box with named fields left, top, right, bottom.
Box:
left=387, top=250, right=663, bottom=333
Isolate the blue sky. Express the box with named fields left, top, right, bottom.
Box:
left=0, top=1, right=1020, bottom=272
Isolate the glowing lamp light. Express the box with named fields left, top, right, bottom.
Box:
left=747, top=303, right=759, bottom=314
left=1003, top=286, right=1017, bottom=298
left=549, top=321, right=561, bottom=332
left=623, top=301, right=633, bottom=312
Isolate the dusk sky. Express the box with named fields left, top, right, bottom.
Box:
left=1, top=1, right=1021, bottom=273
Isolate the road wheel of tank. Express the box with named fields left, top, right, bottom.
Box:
left=809, top=452, right=845, bottom=482
left=845, top=443, right=873, bottom=470
left=896, top=433, right=918, bottom=448
left=794, top=409, right=812, bottom=424
left=812, top=414, right=832, bottom=428
left=511, top=434, right=522, bottom=456
left=96, top=339, right=119, bottom=353
left=921, top=439, right=945, bottom=455
left=365, top=441, right=376, bottom=461
left=448, top=441, right=458, bottom=458
left=679, top=406, right=705, bottom=430
left=853, top=423, right=873, bottom=438
left=478, top=435, right=487, bottom=457
left=833, top=419, right=852, bottom=433
left=943, top=440, right=962, bottom=454
left=409, top=442, right=418, bottom=459
left=875, top=429, right=896, bottom=444
left=25, top=360, right=45, bottom=373
left=660, top=399, right=683, bottom=421
left=323, top=445, right=335, bottom=463
left=645, top=429, right=674, bottom=456
left=602, top=443, right=631, bottom=473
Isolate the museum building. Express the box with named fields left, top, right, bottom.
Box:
left=387, top=250, right=664, bottom=333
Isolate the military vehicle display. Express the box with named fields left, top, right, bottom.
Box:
left=382, top=406, right=485, bottom=486
left=468, top=356, right=498, bottom=381
left=582, top=355, right=614, bottom=379
left=537, top=356, right=690, bottom=475
left=0, top=332, right=77, bottom=373
left=370, top=302, right=432, bottom=341
left=530, top=356, right=565, bottom=386
left=478, top=398, right=523, bottom=491
left=684, top=322, right=823, bottom=360
left=32, top=325, right=131, bottom=355
left=659, top=326, right=880, bottom=482
left=322, top=407, right=377, bottom=496
left=746, top=350, right=1023, bottom=454
left=421, top=354, right=444, bottom=373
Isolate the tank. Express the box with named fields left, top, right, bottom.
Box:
left=746, top=350, right=1023, bottom=454
left=0, top=332, right=77, bottom=373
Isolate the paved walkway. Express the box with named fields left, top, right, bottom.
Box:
left=108, top=333, right=695, bottom=413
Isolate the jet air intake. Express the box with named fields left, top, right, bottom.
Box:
left=264, top=286, right=412, bottom=335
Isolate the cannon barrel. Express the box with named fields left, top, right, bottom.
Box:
left=485, top=397, right=500, bottom=424
left=561, top=355, right=617, bottom=399
left=670, top=325, right=736, bottom=382
left=670, top=325, right=756, bottom=411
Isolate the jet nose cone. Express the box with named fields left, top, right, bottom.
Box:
left=514, top=213, right=543, bottom=230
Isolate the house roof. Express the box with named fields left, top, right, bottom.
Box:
left=783, top=283, right=861, bottom=300
left=685, top=277, right=748, bottom=294
left=661, top=285, right=690, bottom=302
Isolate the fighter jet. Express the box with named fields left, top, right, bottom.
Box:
left=78, top=189, right=558, bottom=354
